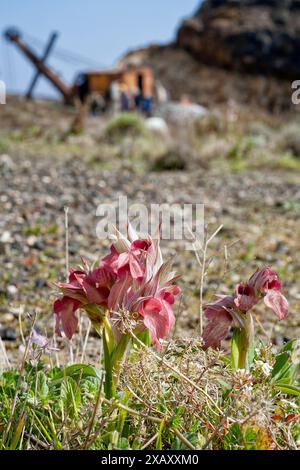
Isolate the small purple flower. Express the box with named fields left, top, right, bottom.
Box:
left=27, top=329, right=59, bottom=356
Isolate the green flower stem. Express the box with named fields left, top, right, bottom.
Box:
left=88, top=307, right=131, bottom=398
left=103, top=329, right=116, bottom=399
left=90, top=311, right=115, bottom=399
left=237, top=327, right=249, bottom=369
left=111, top=333, right=131, bottom=382
left=103, top=316, right=115, bottom=353
left=231, top=313, right=254, bottom=370
left=102, top=317, right=130, bottom=399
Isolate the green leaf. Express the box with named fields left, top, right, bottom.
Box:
left=109, top=430, right=119, bottom=447
left=244, top=426, right=259, bottom=450
left=37, top=371, right=49, bottom=400
left=117, top=392, right=130, bottom=435
left=111, top=334, right=130, bottom=370
left=247, top=333, right=255, bottom=369
left=156, top=419, right=165, bottom=450
left=135, top=330, right=151, bottom=347
left=272, top=339, right=300, bottom=383
left=10, top=413, right=26, bottom=450
left=224, top=423, right=243, bottom=450
left=58, top=376, right=82, bottom=413
left=118, top=437, right=130, bottom=449
left=275, top=381, right=300, bottom=396
left=173, top=432, right=202, bottom=450
left=51, top=364, right=100, bottom=382
left=231, top=328, right=241, bottom=369
left=272, top=353, right=291, bottom=381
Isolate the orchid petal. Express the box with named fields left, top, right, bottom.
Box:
left=202, top=310, right=233, bottom=349
left=140, top=297, right=175, bottom=350
left=53, top=297, right=81, bottom=339
left=264, top=290, right=289, bottom=320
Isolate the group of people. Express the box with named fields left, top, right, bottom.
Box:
left=109, top=80, right=153, bottom=114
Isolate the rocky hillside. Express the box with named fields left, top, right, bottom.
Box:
left=120, top=0, right=300, bottom=111
left=177, top=0, right=300, bottom=79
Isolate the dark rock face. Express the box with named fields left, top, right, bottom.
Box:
left=177, top=0, right=300, bottom=78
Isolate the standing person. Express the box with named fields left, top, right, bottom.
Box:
left=142, top=94, right=153, bottom=116
left=120, top=82, right=130, bottom=111
left=156, top=80, right=169, bottom=104
left=132, top=85, right=142, bottom=110
left=110, top=80, right=121, bottom=114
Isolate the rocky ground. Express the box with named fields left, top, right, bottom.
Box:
left=0, top=96, right=300, bottom=365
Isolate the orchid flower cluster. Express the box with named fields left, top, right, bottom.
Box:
left=53, top=221, right=290, bottom=390
left=53, top=225, right=180, bottom=397
left=202, top=266, right=289, bottom=369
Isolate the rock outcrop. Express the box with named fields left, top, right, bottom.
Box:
left=177, top=0, right=300, bottom=79
left=120, top=1, right=300, bottom=111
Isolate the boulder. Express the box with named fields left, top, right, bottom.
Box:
left=145, top=117, right=170, bottom=138
left=156, top=102, right=208, bottom=126
left=177, top=0, right=300, bottom=79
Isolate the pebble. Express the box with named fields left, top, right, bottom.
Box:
left=0, top=326, right=17, bottom=341
left=290, top=287, right=300, bottom=300
left=275, top=242, right=287, bottom=253
left=34, top=277, right=47, bottom=288
left=0, top=313, right=15, bottom=323
left=0, top=154, right=15, bottom=170
left=7, top=285, right=18, bottom=298
left=26, top=235, right=38, bottom=247
left=0, top=231, right=13, bottom=243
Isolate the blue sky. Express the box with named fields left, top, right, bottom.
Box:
left=0, top=0, right=199, bottom=98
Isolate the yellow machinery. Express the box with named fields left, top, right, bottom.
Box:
left=73, top=66, right=154, bottom=102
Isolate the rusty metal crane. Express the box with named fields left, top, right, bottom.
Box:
left=4, top=27, right=155, bottom=108
left=4, top=28, right=74, bottom=104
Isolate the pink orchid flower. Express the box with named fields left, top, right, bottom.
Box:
left=53, top=265, right=112, bottom=339
left=53, top=225, right=180, bottom=349
left=234, top=283, right=260, bottom=312
left=202, top=266, right=289, bottom=349
left=104, top=228, right=180, bottom=349
left=108, top=267, right=180, bottom=350
left=202, top=296, right=236, bottom=349
left=248, top=267, right=288, bottom=320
